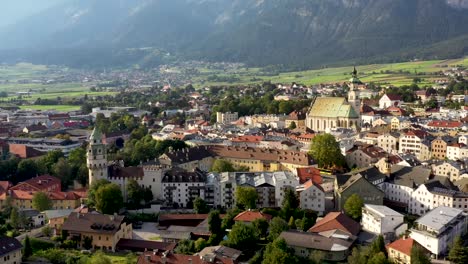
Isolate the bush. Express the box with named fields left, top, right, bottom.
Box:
left=29, top=238, right=55, bottom=253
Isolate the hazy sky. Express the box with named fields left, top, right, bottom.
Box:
left=0, top=0, right=64, bottom=28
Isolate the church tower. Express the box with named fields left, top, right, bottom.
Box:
left=348, top=67, right=361, bottom=126
left=87, top=127, right=108, bottom=186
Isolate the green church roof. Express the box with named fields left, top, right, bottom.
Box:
left=307, top=97, right=359, bottom=119
left=90, top=127, right=103, bottom=142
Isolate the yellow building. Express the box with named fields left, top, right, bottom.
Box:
left=62, top=212, right=132, bottom=252
left=387, top=238, right=428, bottom=264
left=8, top=190, right=84, bottom=210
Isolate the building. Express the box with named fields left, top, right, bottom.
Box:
left=285, top=111, right=306, bottom=130
left=279, top=230, right=355, bottom=262
left=5, top=137, right=81, bottom=156
left=233, top=211, right=272, bottom=224
left=219, top=171, right=299, bottom=209
left=0, top=237, right=22, bottom=264
left=296, top=180, right=325, bottom=215
left=447, top=143, right=468, bottom=160
left=410, top=206, right=468, bottom=256
left=334, top=173, right=384, bottom=211
left=308, top=212, right=361, bottom=236
left=216, top=112, right=238, bottom=124
left=137, top=251, right=236, bottom=264
left=377, top=133, right=400, bottom=154
left=379, top=94, right=402, bottom=109
left=10, top=175, right=61, bottom=192
left=431, top=136, right=455, bottom=160
left=387, top=237, right=428, bottom=264
left=345, top=145, right=388, bottom=169
left=162, top=169, right=208, bottom=208
left=361, top=204, right=406, bottom=238
left=62, top=212, right=132, bottom=252
left=305, top=68, right=361, bottom=132
left=432, top=161, right=466, bottom=182
left=87, top=128, right=108, bottom=186
left=399, top=130, right=431, bottom=161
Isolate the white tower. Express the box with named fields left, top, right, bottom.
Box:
left=348, top=67, right=361, bottom=127
left=87, top=127, right=108, bottom=186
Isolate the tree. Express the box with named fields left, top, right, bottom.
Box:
left=143, top=187, right=153, bottom=203
left=211, top=159, right=236, bottom=173
left=175, top=239, right=195, bottom=254
left=348, top=246, right=368, bottom=264
left=95, top=183, right=123, bottom=214
left=268, top=217, right=289, bottom=241
left=235, top=186, right=258, bottom=209
left=88, top=179, right=110, bottom=207
left=281, top=188, right=299, bottom=220
left=221, top=208, right=242, bottom=231
left=23, top=235, right=32, bottom=260
left=367, top=252, right=389, bottom=264
left=252, top=218, right=269, bottom=238
left=222, top=222, right=258, bottom=251
left=288, top=216, right=296, bottom=229
left=262, top=238, right=298, bottom=264
left=52, top=158, right=72, bottom=188
left=42, top=150, right=65, bottom=173
left=127, top=179, right=143, bottom=207
left=344, top=194, right=364, bottom=220
left=193, top=197, right=209, bottom=214
left=309, top=134, right=346, bottom=169
left=288, top=121, right=297, bottom=130
left=369, top=235, right=386, bottom=257
left=10, top=207, right=19, bottom=229
left=300, top=215, right=315, bottom=232
left=16, top=159, right=39, bottom=183
left=208, top=210, right=222, bottom=235
left=88, top=251, right=112, bottom=264
left=448, top=236, right=468, bottom=264
left=194, top=238, right=207, bottom=252
left=411, top=246, right=431, bottom=264
left=32, top=192, right=53, bottom=212
left=42, top=226, right=52, bottom=237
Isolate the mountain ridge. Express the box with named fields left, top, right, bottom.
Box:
left=1, top=0, right=468, bottom=69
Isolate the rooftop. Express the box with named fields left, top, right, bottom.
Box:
left=415, top=206, right=464, bottom=232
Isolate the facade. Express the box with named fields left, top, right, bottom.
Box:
left=162, top=169, right=208, bottom=208
left=361, top=204, right=406, bottom=237
left=399, top=130, right=431, bottom=161
left=305, top=97, right=360, bottom=132
left=335, top=173, right=384, bottom=211
left=296, top=180, right=325, bottom=215
left=87, top=128, right=108, bottom=186
left=431, top=137, right=455, bottom=160
left=410, top=206, right=468, bottom=256
left=447, top=143, right=468, bottom=160
left=5, top=137, right=81, bottom=156
left=387, top=238, right=428, bottom=264
left=379, top=94, right=402, bottom=109
left=216, top=112, right=238, bottom=124
left=377, top=133, right=400, bottom=154
left=432, top=161, right=466, bottom=182
left=62, top=212, right=133, bottom=252
left=219, top=171, right=299, bottom=209
left=345, top=145, right=388, bottom=169
left=0, top=237, right=22, bottom=264
left=285, top=111, right=306, bottom=129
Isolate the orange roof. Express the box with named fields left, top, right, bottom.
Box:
left=11, top=175, right=61, bottom=192
left=427, top=121, right=462, bottom=128
left=386, top=238, right=415, bottom=256
left=10, top=190, right=34, bottom=200
left=0, top=181, right=10, bottom=192
left=234, top=211, right=272, bottom=222
left=301, top=179, right=325, bottom=192
left=308, top=212, right=360, bottom=236
left=296, top=167, right=322, bottom=184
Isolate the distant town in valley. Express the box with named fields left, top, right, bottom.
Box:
left=2, top=1, right=468, bottom=264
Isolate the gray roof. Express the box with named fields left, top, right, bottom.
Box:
left=391, top=165, right=432, bottom=188
left=43, top=209, right=74, bottom=220
left=364, top=204, right=403, bottom=217
left=415, top=206, right=464, bottom=232
left=279, top=230, right=355, bottom=252
left=343, top=166, right=386, bottom=184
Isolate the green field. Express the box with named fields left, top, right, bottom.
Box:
left=19, top=105, right=81, bottom=111
left=192, top=57, right=468, bottom=87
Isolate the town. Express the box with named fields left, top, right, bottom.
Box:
left=0, top=62, right=466, bottom=264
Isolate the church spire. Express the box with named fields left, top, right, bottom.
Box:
left=352, top=66, right=357, bottom=78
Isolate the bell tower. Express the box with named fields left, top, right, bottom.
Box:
left=348, top=66, right=361, bottom=125
left=87, top=127, right=108, bottom=186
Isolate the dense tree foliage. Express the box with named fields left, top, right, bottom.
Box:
left=262, top=238, right=299, bottom=264
left=448, top=236, right=468, bottom=264
left=193, top=197, right=209, bottom=214
left=94, top=183, right=123, bottom=214
left=268, top=217, right=289, bottom=241
left=411, top=246, right=431, bottom=264
left=235, top=186, right=258, bottom=209
left=32, top=192, right=53, bottom=212
left=344, top=194, right=364, bottom=220
left=222, top=222, right=258, bottom=251
left=309, top=134, right=346, bottom=170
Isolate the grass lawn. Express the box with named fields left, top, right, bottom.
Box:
left=106, top=253, right=138, bottom=264
left=19, top=105, right=81, bottom=112
left=148, top=235, right=162, bottom=241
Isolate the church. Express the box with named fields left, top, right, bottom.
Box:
left=306, top=68, right=362, bottom=132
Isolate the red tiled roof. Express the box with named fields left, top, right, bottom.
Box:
left=386, top=238, right=415, bottom=256
left=385, top=94, right=402, bottom=101
left=296, top=167, right=322, bottom=184
left=308, top=212, right=360, bottom=236
left=231, top=135, right=264, bottom=143
left=234, top=211, right=272, bottom=222
left=0, top=181, right=11, bottom=192
left=137, top=251, right=236, bottom=264
left=427, top=121, right=462, bottom=128
left=301, top=179, right=325, bottom=192
left=10, top=175, right=61, bottom=192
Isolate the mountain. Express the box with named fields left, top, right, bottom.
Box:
left=1, top=0, right=468, bottom=69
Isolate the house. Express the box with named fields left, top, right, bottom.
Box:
left=43, top=209, right=74, bottom=236
left=380, top=94, right=402, bottom=109
left=137, top=250, right=236, bottom=264
left=61, top=212, right=133, bottom=251
left=296, top=180, right=325, bottom=215
left=399, top=130, right=431, bottom=161
left=447, top=143, right=468, bottom=160
left=431, top=136, right=455, bottom=160
left=233, top=211, right=272, bottom=224
left=162, top=169, right=207, bottom=208
left=345, top=144, right=388, bottom=169
left=216, top=112, right=238, bottom=124
left=20, top=209, right=46, bottom=227
left=361, top=204, right=406, bottom=239
left=280, top=230, right=355, bottom=262
left=377, top=133, right=400, bottom=154
left=10, top=175, right=61, bottom=192
left=197, top=246, right=241, bottom=261
left=416, top=90, right=432, bottom=103
left=432, top=161, right=466, bottom=182
left=387, top=237, right=429, bottom=264
left=285, top=111, right=306, bottom=130
left=410, top=206, right=468, bottom=257
left=308, top=212, right=361, bottom=236
left=334, top=173, right=384, bottom=211
left=0, top=237, right=22, bottom=264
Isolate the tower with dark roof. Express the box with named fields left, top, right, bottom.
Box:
left=87, top=127, right=108, bottom=186
left=348, top=67, right=361, bottom=128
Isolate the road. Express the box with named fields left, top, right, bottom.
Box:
left=16, top=226, right=44, bottom=241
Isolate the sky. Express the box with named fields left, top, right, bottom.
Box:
left=0, top=0, right=64, bottom=28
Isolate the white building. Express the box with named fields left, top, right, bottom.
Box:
left=162, top=169, right=208, bottom=208
left=361, top=204, right=406, bottom=238
left=432, top=161, right=466, bottom=182
left=410, top=206, right=468, bottom=257
left=377, top=133, right=400, bottom=154
left=296, top=180, right=325, bottom=215
left=379, top=94, right=402, bottom=109
left=447, top=143, right=468, bottom=161
left=219, top=171, right=299, bottom=209
left=216, top=112, right=238, bottom=124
